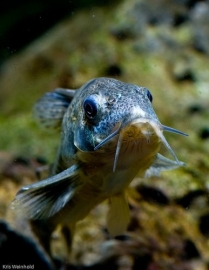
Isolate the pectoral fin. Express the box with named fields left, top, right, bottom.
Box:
left=107, top=193, right=130, bottom=236
left=11, top=164, right=83, bottom=220
left=145, top=153, right=185, bottom=178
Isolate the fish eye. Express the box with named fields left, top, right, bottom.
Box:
left=83, top=96, right=98, bottom=119
left=146, top=90, right=153, bottom=103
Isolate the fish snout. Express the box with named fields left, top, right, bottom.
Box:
left=121, top=117, right=161, bottom=142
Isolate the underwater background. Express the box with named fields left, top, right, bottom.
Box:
left=0, top=0, right=209, bottom=269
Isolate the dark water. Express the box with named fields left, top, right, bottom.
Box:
left=0, top=0, right=119, bottom=65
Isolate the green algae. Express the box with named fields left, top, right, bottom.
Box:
left=0, top=114, right=59, bottom=161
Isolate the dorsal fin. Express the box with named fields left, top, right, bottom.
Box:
left=33, top=88, right=75, bottom=131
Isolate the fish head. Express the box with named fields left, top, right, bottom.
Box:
left=62, top=77, right=187, bottom=171
left=74, top=78, right=158, bottom=147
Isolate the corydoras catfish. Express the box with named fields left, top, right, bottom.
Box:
left=12, top=77, right=187, bottom=239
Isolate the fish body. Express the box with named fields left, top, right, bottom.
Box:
left=12, top=77, right=187, bottom=237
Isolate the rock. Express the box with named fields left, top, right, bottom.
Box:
left=0, top=220, right=54, bottom=269
left=199, top=127, right=209, bottom=140
left=190, top=2, right=209, bottom=54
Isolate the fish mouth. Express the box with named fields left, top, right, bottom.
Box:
left=94, top=117, right=188, bottom=172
